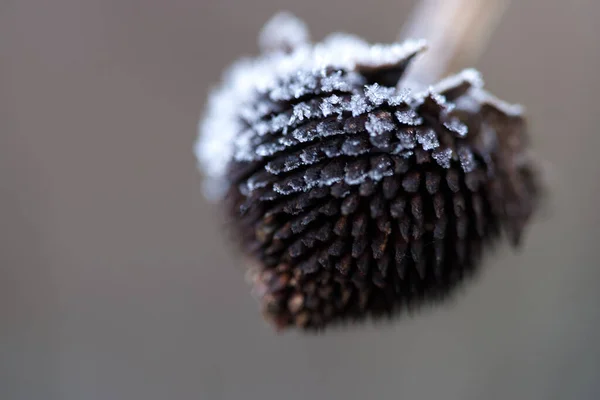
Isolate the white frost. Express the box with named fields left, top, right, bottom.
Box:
left=195, top=12, right=427, bottom=198
left=365, top=113, right=395, bottom=136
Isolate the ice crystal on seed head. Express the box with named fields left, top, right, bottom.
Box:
left=365, top=83, right=393, bottom=106
left=415, top=128, right=439, bottom=150
left=395, top=109, right=423, bottom=126
left=195, top=16, right=427, bottom=197
left=432, top=147, right=453, bottom=168
left=365, top=112, right=396, bottom=136
left=320, top=95, right=343, bottom=117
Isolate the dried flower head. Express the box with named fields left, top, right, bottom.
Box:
left=196, top=13, right=538, bottom=330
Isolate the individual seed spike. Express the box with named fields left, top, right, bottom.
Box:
left=196, top=12, right=539, bottom=330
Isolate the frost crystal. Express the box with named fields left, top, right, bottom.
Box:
left=432, top=148, right=453, bottom=168
left=415, top=128, right=439, bottom=150
left=271, top=113, right=291, bottom=133
left=457, top=146, right=476, bottom=172
left=386, top=88, right=410, bottom=106
left=320, top=70, right=351, bottom=92
left=290, top=103, right=312, bottom=124
left=349, top=94, right=371, bottom=116
left=256, top=142, right=285, bottom=157
left=365, top=112, right=395, bottom=136
left=320, top=95, right=343, bottom=117
left=316, top=120, right=344, bottom=138
left=433, top=68, right=483, bottom=98
left=395, top=109, right=423, bottom=125
left=444, top=118, right=468, bottom=137
left=398, top=130, right=417, bottom=149
left=365, top=83, right=393, bottom=106
left=368, top=156, right=394, bottom=181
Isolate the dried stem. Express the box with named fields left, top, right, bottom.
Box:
left=400, top=0, right=511, bottom=86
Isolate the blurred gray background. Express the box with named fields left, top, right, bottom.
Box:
left=1, top=0, right=599, bottom=399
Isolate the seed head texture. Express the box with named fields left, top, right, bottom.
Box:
left=196, top=13, right=538, bottom=330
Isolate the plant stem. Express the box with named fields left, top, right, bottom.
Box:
left=400, top=0, right=511, bottom=86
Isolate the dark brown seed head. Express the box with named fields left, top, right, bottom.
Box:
left=196, top=13, right=539, bottom=330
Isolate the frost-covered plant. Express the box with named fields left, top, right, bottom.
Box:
left=196, top=13, right=538, bottom=330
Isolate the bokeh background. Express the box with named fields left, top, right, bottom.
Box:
left=2, top=0, right=599, bottom=399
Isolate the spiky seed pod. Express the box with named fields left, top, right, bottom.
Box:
left=196, top=13, right=538, bottom=330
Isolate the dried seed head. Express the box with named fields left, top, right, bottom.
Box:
left=196, top=13, right=539, bottom=330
